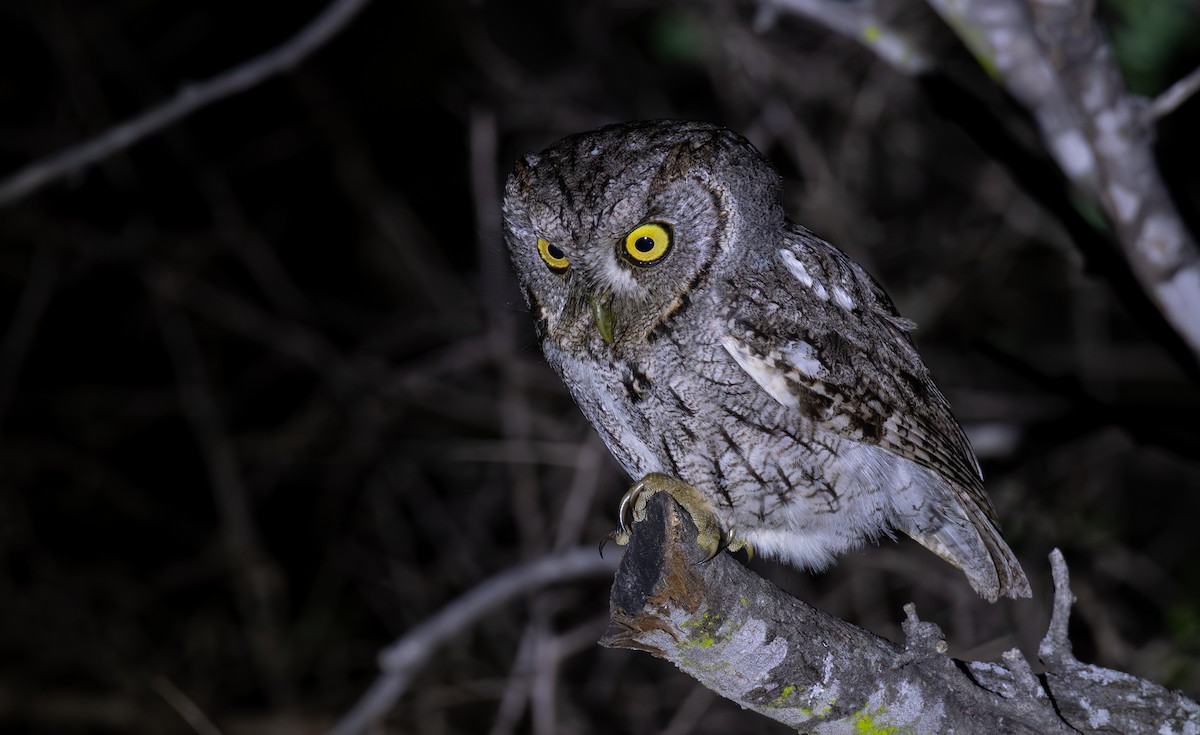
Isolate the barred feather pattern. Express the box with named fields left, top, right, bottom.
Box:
left=502, top=119, right=1030, bottom=601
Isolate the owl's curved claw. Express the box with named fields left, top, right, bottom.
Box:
left=720, top=526, right=736, bottom=551
left=617, top=478, right=642, bottom=536
left=613, top=473, right=729, bottom=562
left=612, top=476, right=648, bottom=547
left=716, top=527, right=754, bottom=561
left=699, top=526, right=736, bottom=562
left=599, top=531, right=617, bottom=558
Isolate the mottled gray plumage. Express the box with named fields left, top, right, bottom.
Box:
left=502, top=119, right=1030, bottom=601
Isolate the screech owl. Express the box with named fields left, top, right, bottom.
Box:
left=501, top=119, right=1030, bottom=602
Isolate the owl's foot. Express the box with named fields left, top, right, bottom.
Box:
left=612, top=473, right=752, bottom=562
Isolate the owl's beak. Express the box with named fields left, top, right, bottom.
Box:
left=588, top=294, right=615, bottom=344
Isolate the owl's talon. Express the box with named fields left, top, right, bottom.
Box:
left=599, top=530, right=619, bottom=558
left=716, top=527, right=754, bottom=561
left=615, top=473, right=728, bottom=561
left=617, top=478, right=643, bottom=535
left=719, top=526, right=736, bottom=552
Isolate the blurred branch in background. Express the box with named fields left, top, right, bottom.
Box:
left=756, top=0, right=935, bottom=73
left=328, top=547, right=619, bottom=735
left=0, top=0, right=374, bottom=207
left=2, top=0, right=1199, bottom=733
left=762, top=0, right=1200, bottom=374
left=153, top=301, right=294, bottom=707
left=1145, top=63, right=1200, bottom=122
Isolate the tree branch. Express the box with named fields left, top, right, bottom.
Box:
left=1144, top=62, right=1200, bottom=124
left=603, top=492, right=1199, bottom=733
left=923, top=0, right=1200, bottom=365
left=758, top=0, right=934, bottom=74
left=0, top=0, right=374, bottom=207
left=758, top=0, right=1200, bottom=367
left=326, top=547, right=620, bottom=735
left=1038, top=549, right=1200, bottom=733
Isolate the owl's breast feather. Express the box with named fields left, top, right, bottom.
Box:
left=543, top=341, right=665, bottom=481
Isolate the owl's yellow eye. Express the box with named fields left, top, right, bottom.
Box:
left=537, top=238, right=569, bottom=272
left=623, top=223, right=672, bottom=265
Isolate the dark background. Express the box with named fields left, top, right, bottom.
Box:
left=2, top=1, right=1200, bottom=733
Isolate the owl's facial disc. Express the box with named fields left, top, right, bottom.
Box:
left=530, top=220, right=676, bottom=345
left=532, top=235, right=616, bottom=343
left=585, top=222, right=674, bottom=344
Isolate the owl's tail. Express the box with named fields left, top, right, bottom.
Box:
left=901, top=499, right=1032, bottom=603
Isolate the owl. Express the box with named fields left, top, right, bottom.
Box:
left=501, top=120, right=1030, bottom=602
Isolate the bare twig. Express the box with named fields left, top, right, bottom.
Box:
left=660, top=684, right=718, bottom=735
left=0, top=0, right=373, bottom=206
left=153, top=302, right=293, bottom=706
left=487, top=430, right=611, bottom=735
left=551, top=436, right=611, bottom=552
left=529, top=627, right=560, bottom=735
left=487, top=627, right=542, bottom=735
left=149, top=677, right=224, bottom=735
left=1037, top=548, right=1200, bottom=732
left=144, top=265, right=369, bottom=395
left=759, top=0, right=934, bottom=74
left=326, top=547, right=620, bottom=735
left=0, top=242, right=59, bottom=425
left=471, top=108, right=549, bottom=558
left=1039, top=547, right=1075, bottom=667
left=288, top=72, right=471, bottom=313
left=1144, top=64, right=1200, bottom=123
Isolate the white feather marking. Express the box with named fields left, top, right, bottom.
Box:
left=720, top=336, right=798, bottom=408
left=599, top=256, right=639, bottom=296
left=740, top=527, right=846, bottom=570
left=783, top=341, right=822, bottom=378
left=777, top=249, right=814, bottom=288
left=832, top=286, right=855, bottom=310
left=812, top=281, right=829, bottom=301
left=561, top=351, right=660, bottom=477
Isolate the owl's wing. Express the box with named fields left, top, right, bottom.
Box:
left=727, top=227, right=984, bottom=497
left=722, top=225, right=1029, bottom=599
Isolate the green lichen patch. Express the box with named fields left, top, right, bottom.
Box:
left=680, top=609, right=730, bottom=649
left=853, top=708, right=901, bottom=735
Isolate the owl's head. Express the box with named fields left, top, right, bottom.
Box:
left=502, top=120, right=783, bottom=350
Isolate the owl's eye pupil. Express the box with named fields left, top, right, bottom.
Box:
left=537, top=237, right=569, bottom=272
left=622, top=223, right=672, bottom=266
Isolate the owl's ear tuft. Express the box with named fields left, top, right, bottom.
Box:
left=660, top=141, right=703, bottom=183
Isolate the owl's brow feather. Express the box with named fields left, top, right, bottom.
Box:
left=642, top=186, right=729, bottom=344
left=644, top=134, right=723, bottom=197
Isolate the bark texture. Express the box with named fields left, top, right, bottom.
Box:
left=601, top=492, right=1200, bottom=734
